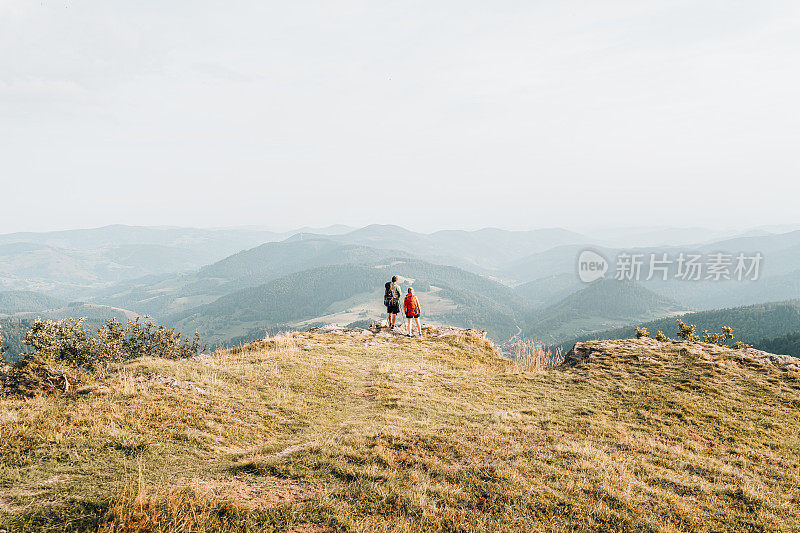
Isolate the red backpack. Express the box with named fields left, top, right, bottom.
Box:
left=404, top=294, right=419, bottom=315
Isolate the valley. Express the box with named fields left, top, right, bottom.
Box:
left=3, top=223, right=800, bottom=358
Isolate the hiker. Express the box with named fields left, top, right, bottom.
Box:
left=384, top=276, right=402, bottom=329
left=404, top=287, right=423, bottom=336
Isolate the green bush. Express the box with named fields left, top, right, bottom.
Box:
left=123, top=317, right=203, bottom=360
left=2, top=317, right=204, bottom=396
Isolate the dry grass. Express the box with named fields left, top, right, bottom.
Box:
left=1, top=330, right=799, bottom=532
left=220, top=332, right=299, bottom=359
left=509, top=339, right=563, bottom=371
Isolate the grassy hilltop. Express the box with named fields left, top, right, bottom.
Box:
left=1, top=327, right=799, bottom=532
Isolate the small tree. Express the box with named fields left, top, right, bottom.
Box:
left=703, top=326, right=733, bottom=346
left=676, top=318, right=698, bottom=342
left=702, top=326, right=736, bottom=346
left=635, top=327, right=650, bottom=339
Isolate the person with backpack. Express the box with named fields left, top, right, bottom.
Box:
left=384, top=276, right=402, bottom=329
left=403, top=287, right=423, bottom=337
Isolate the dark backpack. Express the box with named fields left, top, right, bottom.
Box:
left=384, top=282, right=399, bottom=307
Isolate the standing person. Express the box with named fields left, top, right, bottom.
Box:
left=404, top=287, right=423, bottom=337
left=384, top=276, right=401, bottom=329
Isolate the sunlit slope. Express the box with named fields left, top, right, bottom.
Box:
left=2, top=328, right=799, bottom=531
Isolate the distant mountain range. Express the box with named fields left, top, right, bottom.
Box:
left=524, top=280, right=688, bottom=343
left=288, top=225, right=590, bottom=273
left=0, top=224, right=350, bottom=252
left=169, top=259, right=530, bottom=346
left=0, top=224, right=355, bottom=298
left=2, top=223, right=800, bottom=353
left=0, top=289, right=137, bottom=324
left=505, top=231, right=800, bottom=311
left=88, top=240, right=411, bottom=318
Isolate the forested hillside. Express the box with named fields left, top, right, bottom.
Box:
left=172, top=260, right=531, bottom=345
left=757, top=331, right=800, bottom=357
left=0, top=291, right=66, bottom=314
left=513, top=273, right=581, bottom=307
left=197, top=239, right=407, bottom=287
left=554, top=300, right=800, bottom=353
left=91, top=240, right=411, bottom=318
left=525, top=280, right=687, bottom=342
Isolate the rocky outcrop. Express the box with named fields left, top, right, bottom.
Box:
left=564, top=338, right=800, bottom=372
left=304, top=323, right=489, bottom=339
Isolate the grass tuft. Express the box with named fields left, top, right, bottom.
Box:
left=509, top=339, right=563, bottom=371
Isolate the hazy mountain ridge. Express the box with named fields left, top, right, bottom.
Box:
left=171, top=259, right=531, bottom=345
left=525, top=279, right=688, bottom=343
left=3, top=223, right=800, bottom=350
left=90, top=241, right=415, bottom=320
left=0, top=224, right=282, bottom=253
left=0, top=241, right=219, bottom=298
left=197, top=239, right=410, bottom=285
left=0, top=225, right=362, bottom=298
left=513, top=273, right=581, bottom=307
left=289, top=224, right=592, bottom=273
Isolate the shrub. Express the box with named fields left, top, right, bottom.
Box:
left=2, top=350, right=84, bottom=396
left=655, top=331, right=668, bottom=342
left=123, top=317, right=202, bottom=360
left=676, top=319, right=698, bottom=342
left=23, top=317, right=104, bottom=369
left=675, top=321, right=744, bottom=348
left=2, top=317, right=204, bottom=396
left=635, top=327, right=650, bottom=339
left=703, top=326, right=734, bottom=346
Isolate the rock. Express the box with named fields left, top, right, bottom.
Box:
left=564, top=343, right=593, bottom=365
left=564, top=339, right=800, bottom=372
left=737, top=348, right=800, bottom=371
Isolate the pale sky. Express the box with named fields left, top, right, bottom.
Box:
left=2, top=1, right=799, bottom=233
